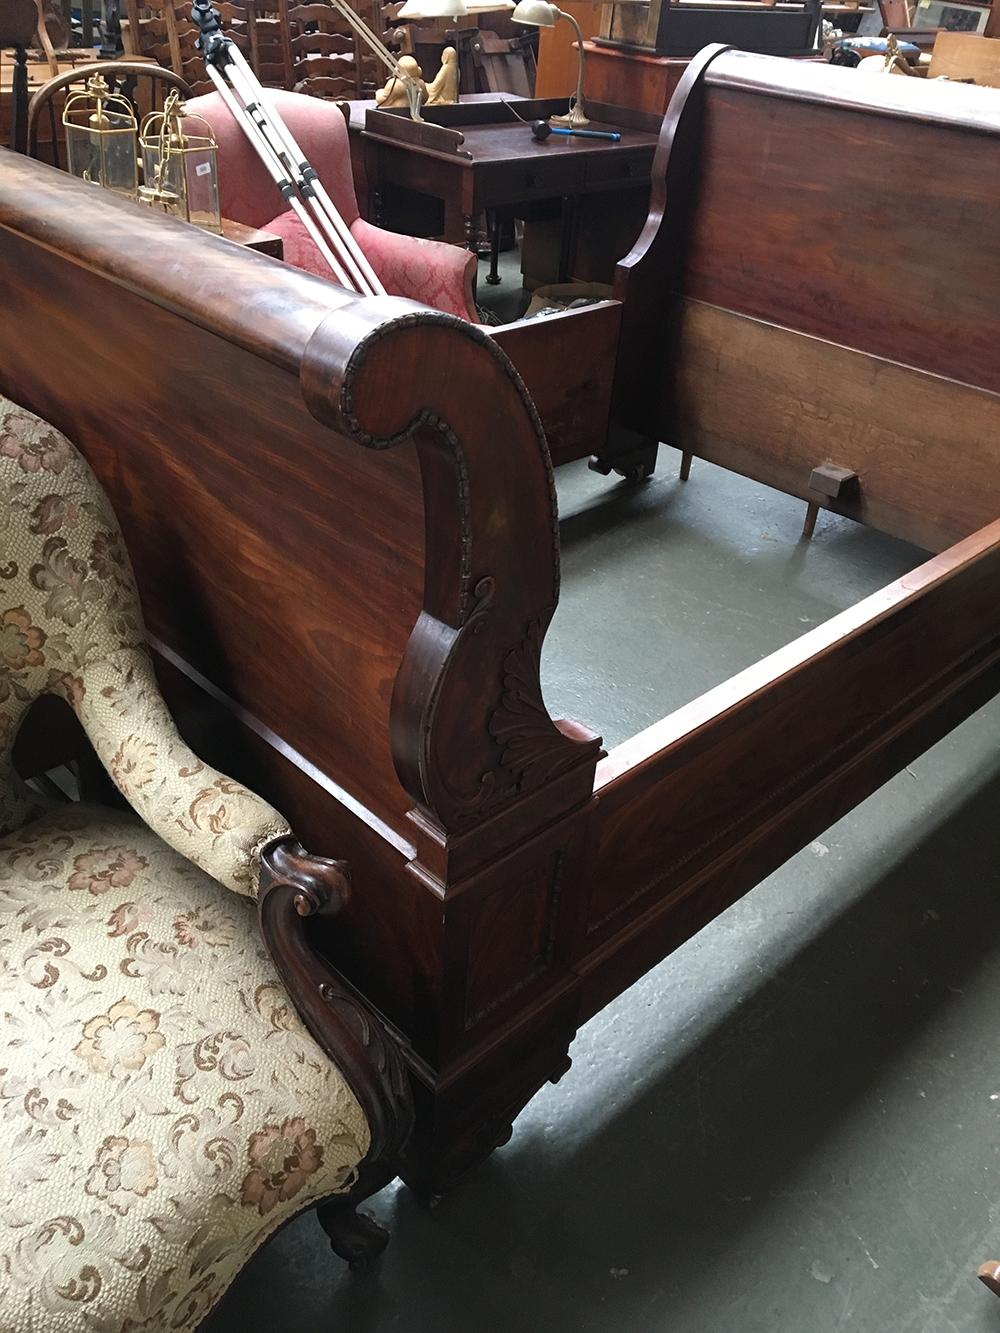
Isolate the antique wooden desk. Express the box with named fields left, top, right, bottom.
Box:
left=348, top=95, right=659, bottom=284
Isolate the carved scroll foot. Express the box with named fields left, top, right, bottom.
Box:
left=317, top=1199, right=391, bottom=1270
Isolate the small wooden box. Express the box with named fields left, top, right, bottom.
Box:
left=597, top=0, right=822, bottom=55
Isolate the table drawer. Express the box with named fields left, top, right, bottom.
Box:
left=583, top=148, right=655, bottom=190
left=484, top=155, right=586, bottom=206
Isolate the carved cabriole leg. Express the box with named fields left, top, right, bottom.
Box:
left=318, top=1201, right=390, bottom=1269
left=258, top=838, right=415, bottom=1235
left=316, top=1168, right=393, bottom=1269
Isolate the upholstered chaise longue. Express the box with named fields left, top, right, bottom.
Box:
left=0, top=401, right=412, bottom=1328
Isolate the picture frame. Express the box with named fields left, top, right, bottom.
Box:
left=913, top=0, right=989, bottom=32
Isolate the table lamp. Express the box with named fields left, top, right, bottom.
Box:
left=511, top=0, right=589, bottom=127
left=398, top=0, right=470, bottom=12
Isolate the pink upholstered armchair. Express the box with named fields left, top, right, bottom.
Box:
left=188, top=89, right=478, bottom=321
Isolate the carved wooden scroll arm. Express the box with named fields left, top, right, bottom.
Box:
left=257, top=836, right=414, bottom=1176
left=612, top=43, right=730, bottom=441
left=301, top=298, right=601, bottom=840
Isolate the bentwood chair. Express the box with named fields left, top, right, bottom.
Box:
left=26, top=59, right=193, bottom=167
left=0, top=395, right=412, bottom=1331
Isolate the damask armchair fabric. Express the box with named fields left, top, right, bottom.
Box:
left=186, top=89, right=480, bottom=322
left=0, top=398, right=371, bottom=1331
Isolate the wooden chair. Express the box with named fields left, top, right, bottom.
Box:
left=121, top=0, right=250, bottom=93
left=277, top=0, right=368, bottom=98
left=121, top=0, right=290, bottom=88
left=0, top=394, right=413, bottom=1328
left=26, top=60, right=193, bottom=169
left=927, top=30, right=1000, bottom=84
left=0, top=0, right=38, bottom=151
left=248, top=0, right=289, bottom=84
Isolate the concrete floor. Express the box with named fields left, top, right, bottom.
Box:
left=206, top=277, right=1000, bottom=1333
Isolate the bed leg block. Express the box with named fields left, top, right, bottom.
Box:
left=400, top=985, right=579, bottom=1199
left=589, top=425, right=659, bottom=484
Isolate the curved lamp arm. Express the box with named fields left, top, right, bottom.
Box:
left=512, top=0, right=590, bottom=127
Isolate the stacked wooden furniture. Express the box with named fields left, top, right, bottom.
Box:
left=278, top=0, right=377, bottom=96
left=581, top=0, right=822, bottom=112
left=4, top=53, right=1000, bottom=1194
left=122, top=0, right=286, bottom=90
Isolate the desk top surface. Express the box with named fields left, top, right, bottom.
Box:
left=350, top=94, right=660, bottom=167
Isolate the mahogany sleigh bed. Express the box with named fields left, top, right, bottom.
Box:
left=3, top=52, right=1000, bottom=1195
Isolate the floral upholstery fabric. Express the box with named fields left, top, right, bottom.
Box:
left=0, top=396, right=291, bottom=895
left=0, top=806, right=369, bottom=1333
left=186, top=90, right=479, bottom=321
left=0, top=399, right=371, bottom=1329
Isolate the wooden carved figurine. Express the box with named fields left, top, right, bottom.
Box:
left=858, top=34, right=914, bottom=75
left=375, top=55, right=426, bottom=109
left=425, top=46, right=460, bottom=105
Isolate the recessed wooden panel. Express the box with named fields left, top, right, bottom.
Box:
left=680, top=69, right=1000, bottom=394
left=668, top=299, right=1000, bottom=552
left=464, top=850, right=565, bottom=1028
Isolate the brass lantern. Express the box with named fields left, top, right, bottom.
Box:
left=62, top=73, right=139, bottom=198
left=139, top=93, right=221, bottom=233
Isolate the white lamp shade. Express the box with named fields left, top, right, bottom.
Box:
left=397, top=0, right=470, bottom=15
left=511, top=0, right=562, bottom=24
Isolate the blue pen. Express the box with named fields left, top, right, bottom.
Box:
left=531, top=120, right=622, bottom=142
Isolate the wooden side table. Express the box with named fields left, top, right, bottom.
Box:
left=220, top=218, right=283, bottom=259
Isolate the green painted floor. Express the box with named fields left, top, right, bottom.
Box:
left=207, top=446, right=1000, bottom=1333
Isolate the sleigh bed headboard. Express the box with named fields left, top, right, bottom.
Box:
left=614, top=47, right=1000, bottom=552
left=0, top=153, right=598, bottom=867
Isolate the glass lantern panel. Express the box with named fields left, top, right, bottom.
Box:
left=181, top=144, right=221, bottom=233
left=140, top=144, right=186, bottom=220
left=99, top=124, right=140, bottom=198
left=65, top=122, right=104, bottom=186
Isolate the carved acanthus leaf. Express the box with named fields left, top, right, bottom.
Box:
left=489, top=619, right=590, bottom=790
